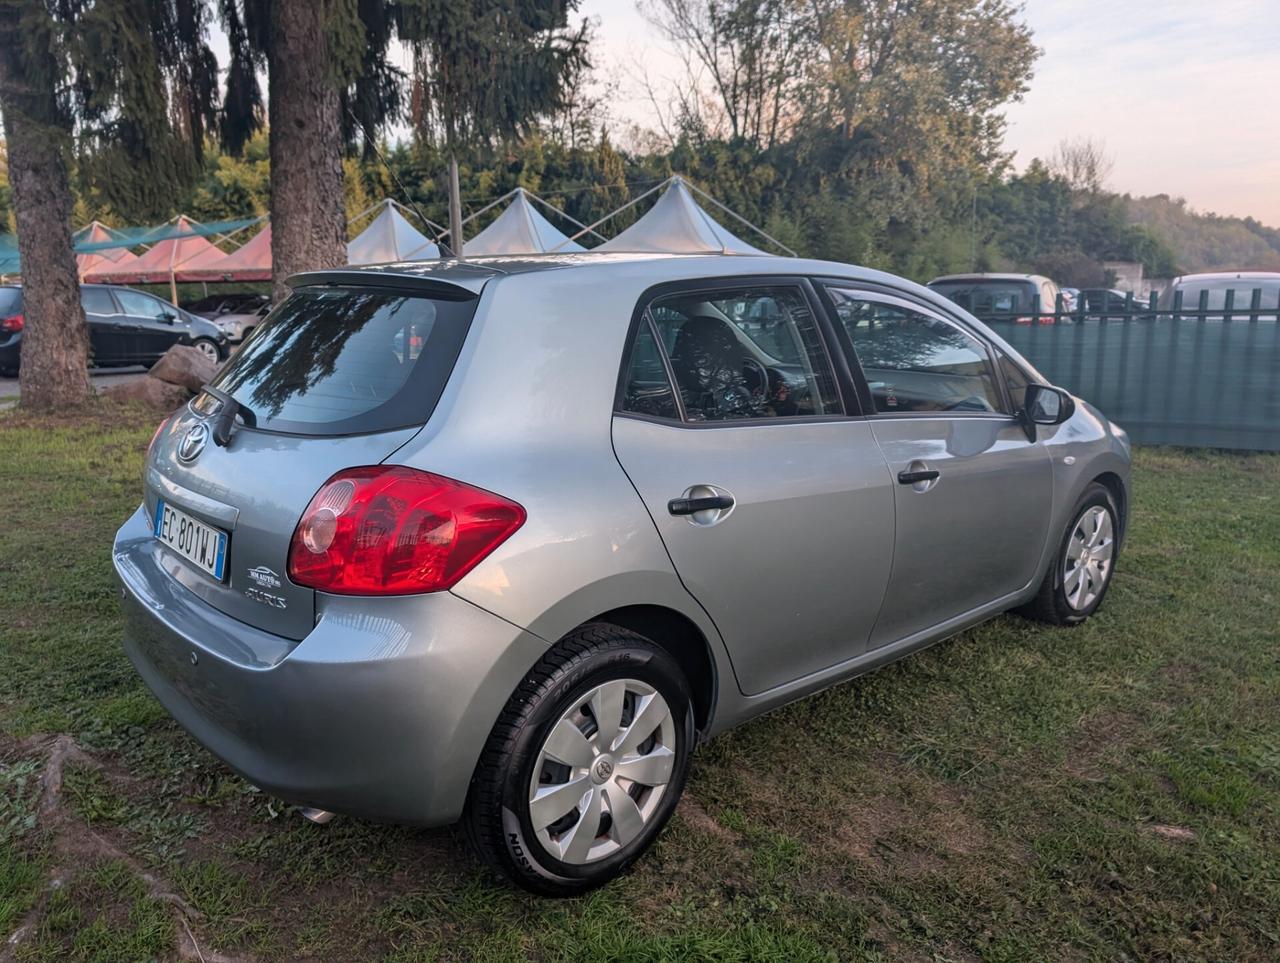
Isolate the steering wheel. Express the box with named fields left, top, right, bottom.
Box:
left=945, top=394, right=995, bottom=412
left=742, top=358, right=769, bottom=406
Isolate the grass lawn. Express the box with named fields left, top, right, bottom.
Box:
left=1, top=401, right=1278, bottom=961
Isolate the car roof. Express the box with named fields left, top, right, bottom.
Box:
left=927, top=273, right=1051, bottom=285
left=1171, top=271, right=1280, bottom=285
left=291, top=251, right=962, bottom=299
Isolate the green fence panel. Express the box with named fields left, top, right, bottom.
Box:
left=987, top=315, right=1280, bottom=451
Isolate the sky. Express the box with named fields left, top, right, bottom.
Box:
left=580, top=0, right=1280, bottom=225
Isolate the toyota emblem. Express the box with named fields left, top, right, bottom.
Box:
left=177, top=422, right=210, bottom=463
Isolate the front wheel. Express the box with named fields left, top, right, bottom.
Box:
left=1022, top=482, right=1120, bottom=625
left=465, top=624, right=695, bottom=896
left=191, top=338, right=222, bottom=364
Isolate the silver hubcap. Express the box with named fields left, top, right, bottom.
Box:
left=1063, top=505, right=1114, bottom=610
left=529, top=679, right=677, bottom=865
left=195, top=341, right=218, bottom=363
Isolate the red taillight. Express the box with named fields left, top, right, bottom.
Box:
left=287, top=466, right=526, bottom=595
left=1, top=313, right=23, bottom=332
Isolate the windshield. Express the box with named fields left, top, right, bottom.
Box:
left=205, top=284, right=477, bottom=436
left=929, top=280, right=1038, bottom=314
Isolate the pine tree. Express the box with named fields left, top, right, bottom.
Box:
left=0, top=0, right=218, bottom=410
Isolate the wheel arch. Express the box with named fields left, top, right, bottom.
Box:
left=1090, top=470, right=1128, bottom=541
left=576, top=604, right=718, bottom=738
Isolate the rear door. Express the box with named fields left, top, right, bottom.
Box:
left=611, top=279, right=895, bottom=696
left=144, top=281, right=479, bottom=638
left=81, top=287, right=127, bottom=365
left=821, top=286, right=1052, bottom=647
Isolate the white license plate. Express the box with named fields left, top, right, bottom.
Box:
left=153, top=500, right=228, bottom=581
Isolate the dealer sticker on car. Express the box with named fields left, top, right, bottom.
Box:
left=153, top=500, right=227, bottom=581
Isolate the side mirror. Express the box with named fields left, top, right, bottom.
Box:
left=1020, top=384, right=1074, bottom=439
left=159, top=312, right=177, bottom=324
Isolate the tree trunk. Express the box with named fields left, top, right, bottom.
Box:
left=268, top=0, right=349, bottom=304
left=0, top=20, right=91, bottom=411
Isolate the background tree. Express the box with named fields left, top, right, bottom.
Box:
left=0, top=0, right=218, bottom=410
left=219, top=0, right=371, bottom=302
left=1048, top=136, right=1115, bottom=195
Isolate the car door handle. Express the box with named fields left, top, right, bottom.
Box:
left=668, top=494, right=735, bottom=515
left=897, top=469, right=940, bottom=485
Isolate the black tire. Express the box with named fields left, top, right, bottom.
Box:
left=1022, top=482, right=1120, bottom=625
left=465, top=623, right=695, bottom=896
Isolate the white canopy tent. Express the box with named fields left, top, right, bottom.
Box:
left=347, top=200, right=440, bottom=264
left=464, top=189, right=585, bottom=255
left=594, top=177, right=776, bottom=255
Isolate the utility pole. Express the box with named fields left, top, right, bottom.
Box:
left=970, top=185, right=978, bottom=272
left=449, top=157, right=464, bottom=258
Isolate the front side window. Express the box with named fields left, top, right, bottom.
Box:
left=827, top=289, right=1005, bottom=415
left=643, top=286, right=840, bottom=422
left=206, top=284, right=476, bottom=435
left=998, top=351, right=1033, bottom=411
left=114, top=289, right=165, bottom=318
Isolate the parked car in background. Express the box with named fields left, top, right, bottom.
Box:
left=116, top=253, right=1130, bottom=895
left=927, top=273, right=1062, bottom=323
left=1158, top=272, right=1280, bottom=317
left=0, top=284, right=228, bottom=376
left=187, top=293, right=271, bottom=343
left=1077, top=288, right=1133, bottom=317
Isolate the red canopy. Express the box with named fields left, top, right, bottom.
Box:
left=76, top=222, right=141, bottom=281
left=91, top=216, right=228, bottom=284
left=183, top=225, right=272, bottom=283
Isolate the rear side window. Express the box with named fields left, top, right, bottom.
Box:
left=620, top=317, right=679, bottom=420
left=207, top=285, right=476, bottom=436
left=81, top=288, right=116, bottom=315
left=929, top=280, right=1037, bottom=314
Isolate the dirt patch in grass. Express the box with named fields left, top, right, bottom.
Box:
left=1064, top=708, right=1142, bottom=781
left=828, top=776, right=990, bottom=878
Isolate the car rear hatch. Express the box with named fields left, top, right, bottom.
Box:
left=142, top=277, right=483, bottom=639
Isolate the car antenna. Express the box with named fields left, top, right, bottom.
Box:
left=344, top=106, right=455, bottom=258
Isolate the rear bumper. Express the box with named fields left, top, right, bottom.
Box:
left=113, top=504, right=548, bottom=825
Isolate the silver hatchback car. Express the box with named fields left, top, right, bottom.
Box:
left=115, top=253, right=1130, bottom=895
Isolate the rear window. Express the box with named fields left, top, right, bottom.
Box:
left=0, top=288, right=21, bottom=315
left=205, top=284, right=477, bottom=436
left=1162, top=279, right=1280, bottom=310
left=929, top=279, right=1038, bottom=314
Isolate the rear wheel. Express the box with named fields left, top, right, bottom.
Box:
left=1023, top=482, right=1119, bottom=625
left=465, top=624, right=694, bottom=896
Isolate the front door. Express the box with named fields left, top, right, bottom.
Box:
left=114, top=288, right=182, bottom=362
left=822, top=287, right=1053, bottom=647
left=611, top=282, right=896, bottom=696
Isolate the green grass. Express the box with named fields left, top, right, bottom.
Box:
left=1, top=402, right=1278, bottom=959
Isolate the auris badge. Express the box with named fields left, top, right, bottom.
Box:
left=177, top=422, right=210, bottom=463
